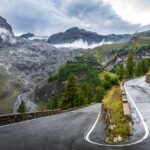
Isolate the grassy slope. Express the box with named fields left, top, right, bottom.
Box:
left=147, top=71, right=150, bottom=75
left=87, top=43, right=125, bottom=62
left=85, top=36, right=150, bottom=63
left=103, top=86, right=131, bottom=143
left=129, top=37, right=150, bottom=50
left=0, top=71, right=23, bottom=114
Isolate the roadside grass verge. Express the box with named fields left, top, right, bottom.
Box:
left=146, top=71, right=150, bottom=75
left=102, top=86, right=131, bottom=143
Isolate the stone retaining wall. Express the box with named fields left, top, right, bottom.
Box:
left=121, top=83, right=131, bottom=119
left=0, top=103, right=94, bottom=126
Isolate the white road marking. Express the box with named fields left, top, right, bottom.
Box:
left=84, top=80, right=149, bottom=147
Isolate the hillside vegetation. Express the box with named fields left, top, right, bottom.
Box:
left=0, top=70, right=23, bottom=114
left=84, top=36, right=150, bottom=64
left=103, top=86, right=131, bottom=143
left=86, top=43, right=126, bottom=62
left=38, top=45, right=150, bottom=111
left=37, top=56, right=119, bottom=110
left=112, top=56, right=150, bottom=79
left=35, top=32, right=150, bottom=110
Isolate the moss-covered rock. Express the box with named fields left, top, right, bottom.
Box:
left=146, top=72, right=150, bottom=84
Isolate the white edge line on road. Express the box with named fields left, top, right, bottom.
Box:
left=84, top=80, right=149, bottom=147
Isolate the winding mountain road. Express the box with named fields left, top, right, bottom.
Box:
left=13, top=88, right=38, bottom=113
left=0, top=77, right=150, bottom=150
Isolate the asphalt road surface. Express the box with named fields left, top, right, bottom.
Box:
left=0, top=77, right=150, bottom=150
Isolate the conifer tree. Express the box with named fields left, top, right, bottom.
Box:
left=17, top=101, right=26, bottom=113
left=125, top=53, right=135, bottom=79
left=135, top=62, right=142, bottom=77
left=61, top=74, right=78, bottom=109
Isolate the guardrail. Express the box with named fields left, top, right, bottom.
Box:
left=121, top=81, right=131, bottom=119
left=0, top=103, right=95, bottom=126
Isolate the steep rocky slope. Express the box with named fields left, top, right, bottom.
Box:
left=0, top=40, right=83, bottom=83
left=0, top=16, right=13, bottom=34
left=0, top=16, right=85, bottom=83
left=0, top=16, right=16, bottom=46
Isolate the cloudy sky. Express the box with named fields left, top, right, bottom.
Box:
left=0, top=0, right=150, bottom=35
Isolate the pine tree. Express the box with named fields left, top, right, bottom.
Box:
left=81, top=82, right=94, bottom=104
left=17, top=101, right=26, bottom=113
left=51, top=95, right=58, bottom=109
left=141, top=59, right=148, bottom=74
left=61, top=74, right=78, bottom=109
left=74, top=89, right=84, bottom=107
left=95, top=86, right=105, bottom=102
left=135, top=62, right=142, bottom=77
left=125, top=53, right=135, bottom=79
left=116, top=65, right=124, bottom=80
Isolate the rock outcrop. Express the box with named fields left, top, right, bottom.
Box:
left=146, top=72, right=150, bottom=83
left=34, top=79, right=63, bottom=102
left=0, top=16, right=16, bottom=46
left=0, top=16, right=13, bottom=34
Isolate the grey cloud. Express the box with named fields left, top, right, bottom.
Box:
left=64, top=0, right=149, bottom=34
left=0, top=0, right=149, bottom=35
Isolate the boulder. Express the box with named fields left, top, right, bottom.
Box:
left=146, top=73, right=150, bottom=84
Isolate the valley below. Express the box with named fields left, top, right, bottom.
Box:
left=1, top=14, right=150, bottom=114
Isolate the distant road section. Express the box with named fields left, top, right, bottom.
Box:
left=13, top=88, right=37, bottom=113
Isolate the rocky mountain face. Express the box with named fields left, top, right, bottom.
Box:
left=0, top=16, right=13, bottom=34
left=103, top=47, right=150, bottom=69
left=47, top=27, right=131, bottom=45
left=0, top=39, right=82, bottom=83
left=0, top=16, right=16, bottom=46
left=34, top=79, right=63, bottom=102
left=133, top=30, right=150, bottom=38
left=0, top=16, right=84, bottom=83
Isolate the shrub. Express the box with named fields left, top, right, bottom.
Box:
left=17, top=101, right=26, bottom=113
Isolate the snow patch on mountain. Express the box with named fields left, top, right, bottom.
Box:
left=29, top=36, right=49, bottom=41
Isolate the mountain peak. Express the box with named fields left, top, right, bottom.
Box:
left=47, top=27, right=131, bottom=45
left=0, top=16, right=13, bottom=35
left=65, top=27, right=86, bottom=33
left=66, top=27, right=79, bottom=31
left=20, top=33, right=34, bottom=39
